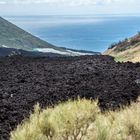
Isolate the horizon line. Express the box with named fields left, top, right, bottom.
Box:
left=3, top=13, right=140, bottom=17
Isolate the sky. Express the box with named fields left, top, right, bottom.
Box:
left=0, top=0, right=140, bottom=16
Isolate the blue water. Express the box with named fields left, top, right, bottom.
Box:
left=5, top=15, right=140, bottom=52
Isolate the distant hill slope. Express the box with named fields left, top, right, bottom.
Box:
left=0, top=17, right=99, bottom=57
left=0, top=17, right=58, bottom=51
left=104, top=33, right=140, bottom=62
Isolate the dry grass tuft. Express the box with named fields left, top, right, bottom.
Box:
left=10, top=98, right=140, bottom=140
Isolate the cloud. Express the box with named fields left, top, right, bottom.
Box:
left=0, top=0, right=140, bottom=6
left=0, top=1, right=7, bottom=4
left=0, top=0, right=140, bottom=15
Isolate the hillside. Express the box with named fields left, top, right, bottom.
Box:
left=0, top=17, right=58, bottom=51
left=104, top=33, right=140, bottom=62
left=0, top=17, right=99, bottom=56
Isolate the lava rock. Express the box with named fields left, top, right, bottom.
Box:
left=0, top=55, right=140, bottom=140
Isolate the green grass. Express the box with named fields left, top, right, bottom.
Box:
left=114, top=54, right=133, bottom=62
left=114, top=50, right=140, bottom=63
left=10, top=99, right=140, bottom=140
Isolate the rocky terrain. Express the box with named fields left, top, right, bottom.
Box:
left=0, top=55, right=140, bottom=140
left=104, top=33, right=140, bottom=62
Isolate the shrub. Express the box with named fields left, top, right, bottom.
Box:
left=10, top=98, right=140, bottom=140
left=10, top=99, right=99, bottom=140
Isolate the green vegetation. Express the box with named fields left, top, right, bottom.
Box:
left=0, top=17, right=59, bottom=51
left=10, top=98, right=140, bottom=140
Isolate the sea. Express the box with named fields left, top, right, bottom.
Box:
left=5, top=15, right=140, bottom=52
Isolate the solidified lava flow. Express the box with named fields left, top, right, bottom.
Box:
left=0, top=55, right=140, bottom=140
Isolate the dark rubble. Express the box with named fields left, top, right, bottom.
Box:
left=0, top=55, right=140, bottom=140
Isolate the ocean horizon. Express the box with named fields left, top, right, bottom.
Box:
left=5, top=15, right=140, bottom=52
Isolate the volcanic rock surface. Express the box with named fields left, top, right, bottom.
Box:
left=0, top=55, right=140, bottom=140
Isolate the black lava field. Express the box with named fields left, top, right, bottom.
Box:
left=0, top=55, right=140, bottom=140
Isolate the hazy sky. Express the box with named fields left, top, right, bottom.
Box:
left=0, top=0, right=140, bottom=15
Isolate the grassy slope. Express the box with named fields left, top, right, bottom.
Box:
left=104, top=34, right=140, bottom=62
left=11, top=98, right=140, bottom=140
left=0, top=17, right=62, bottom=51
